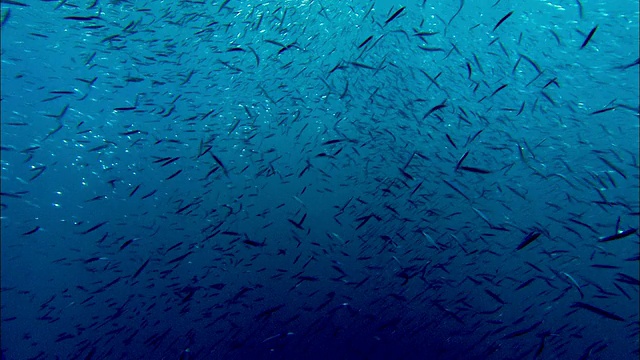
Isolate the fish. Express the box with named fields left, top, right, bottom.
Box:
left=166, top=251, right=193, bottom=265
left=597, top=156, right=627, bottom=179
left=516, top=231, right=542, bottom=250
left=615, top=273, right=639, bottom=286
left=423, top=104, right=447, bottom=119
left=515, top=278, right=536, bottom=291
left=349, top=62, right=379, bottom=70
left=492, top=11, right=514, bottom=32
left=613, top=57, right=639, bottom=70
left=160, top=157, right=180, bottom=167
left=210, top=154, right=229, bottom=177
left=129, top=184, right=141, bottom=197
left=165, top=170, right=182, bottom=180
left=575, top=0, right=584, bottom=19
left=570, top=302, right=624, bottom=321
left=460, top=166, right=492, bottom=174
left=562, top=272, right=584, bottom=299
left=485, top=289, right=506, bottom=304
left=1, top=0, right=29, bottom=7
left=580, top=25, right=598, bottom=49
left=598, top=228, right=637, bottom=242
left=445, top=0, right=465, bottom=24
left=358, top=35, right=373, bottom=49
left=83, top=257, right=101, bottom=264
left=455, top=150, right=470, bottom=170
left=490, top=84, right=508, bottom=97
left=501, top=320, right=542, bottom=339
left=79, top=221, right=108, bottom=235
left=218, top=0, right=231, bottom=13
left=442, top=179, right=470, bottom=201
left=64, top=16, right=101, bottom=21
left=421, top=231, right=441, bottom=250
left=288, top=213, right=307, bottom=230
left=22, top=226, right=40, bottom=236
left=140, top=190, right=157, bottom=200
left=384, top=7, right=405, bottom=25
left=445, top=134, right=458, bottom=149
left=243, top=238, right=265, bottom=247
left=119, top=239, right=134, bottom=251
left=398, top=167, right=414, bottom=181
left=29, top=166, right=47, bottom=181
left=0, top=8, right=9, bottom=26
left=88, top=143, right=111, bottom=153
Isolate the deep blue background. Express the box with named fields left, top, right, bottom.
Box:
left=1, top=1, right=638, bottom=359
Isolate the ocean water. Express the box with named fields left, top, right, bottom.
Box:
left=1, top=1, right=638, bottom=359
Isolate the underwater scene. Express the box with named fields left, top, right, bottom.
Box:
left=1, top=0, right=639, bottom=359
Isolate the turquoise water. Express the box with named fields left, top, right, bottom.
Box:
left=1, top=1, right=638, bottom=359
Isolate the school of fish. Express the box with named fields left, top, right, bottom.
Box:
left=1, top=0, right=638, bottom=359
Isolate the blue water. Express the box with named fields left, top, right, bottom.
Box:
left=1, top=1, right=638, bottom=359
